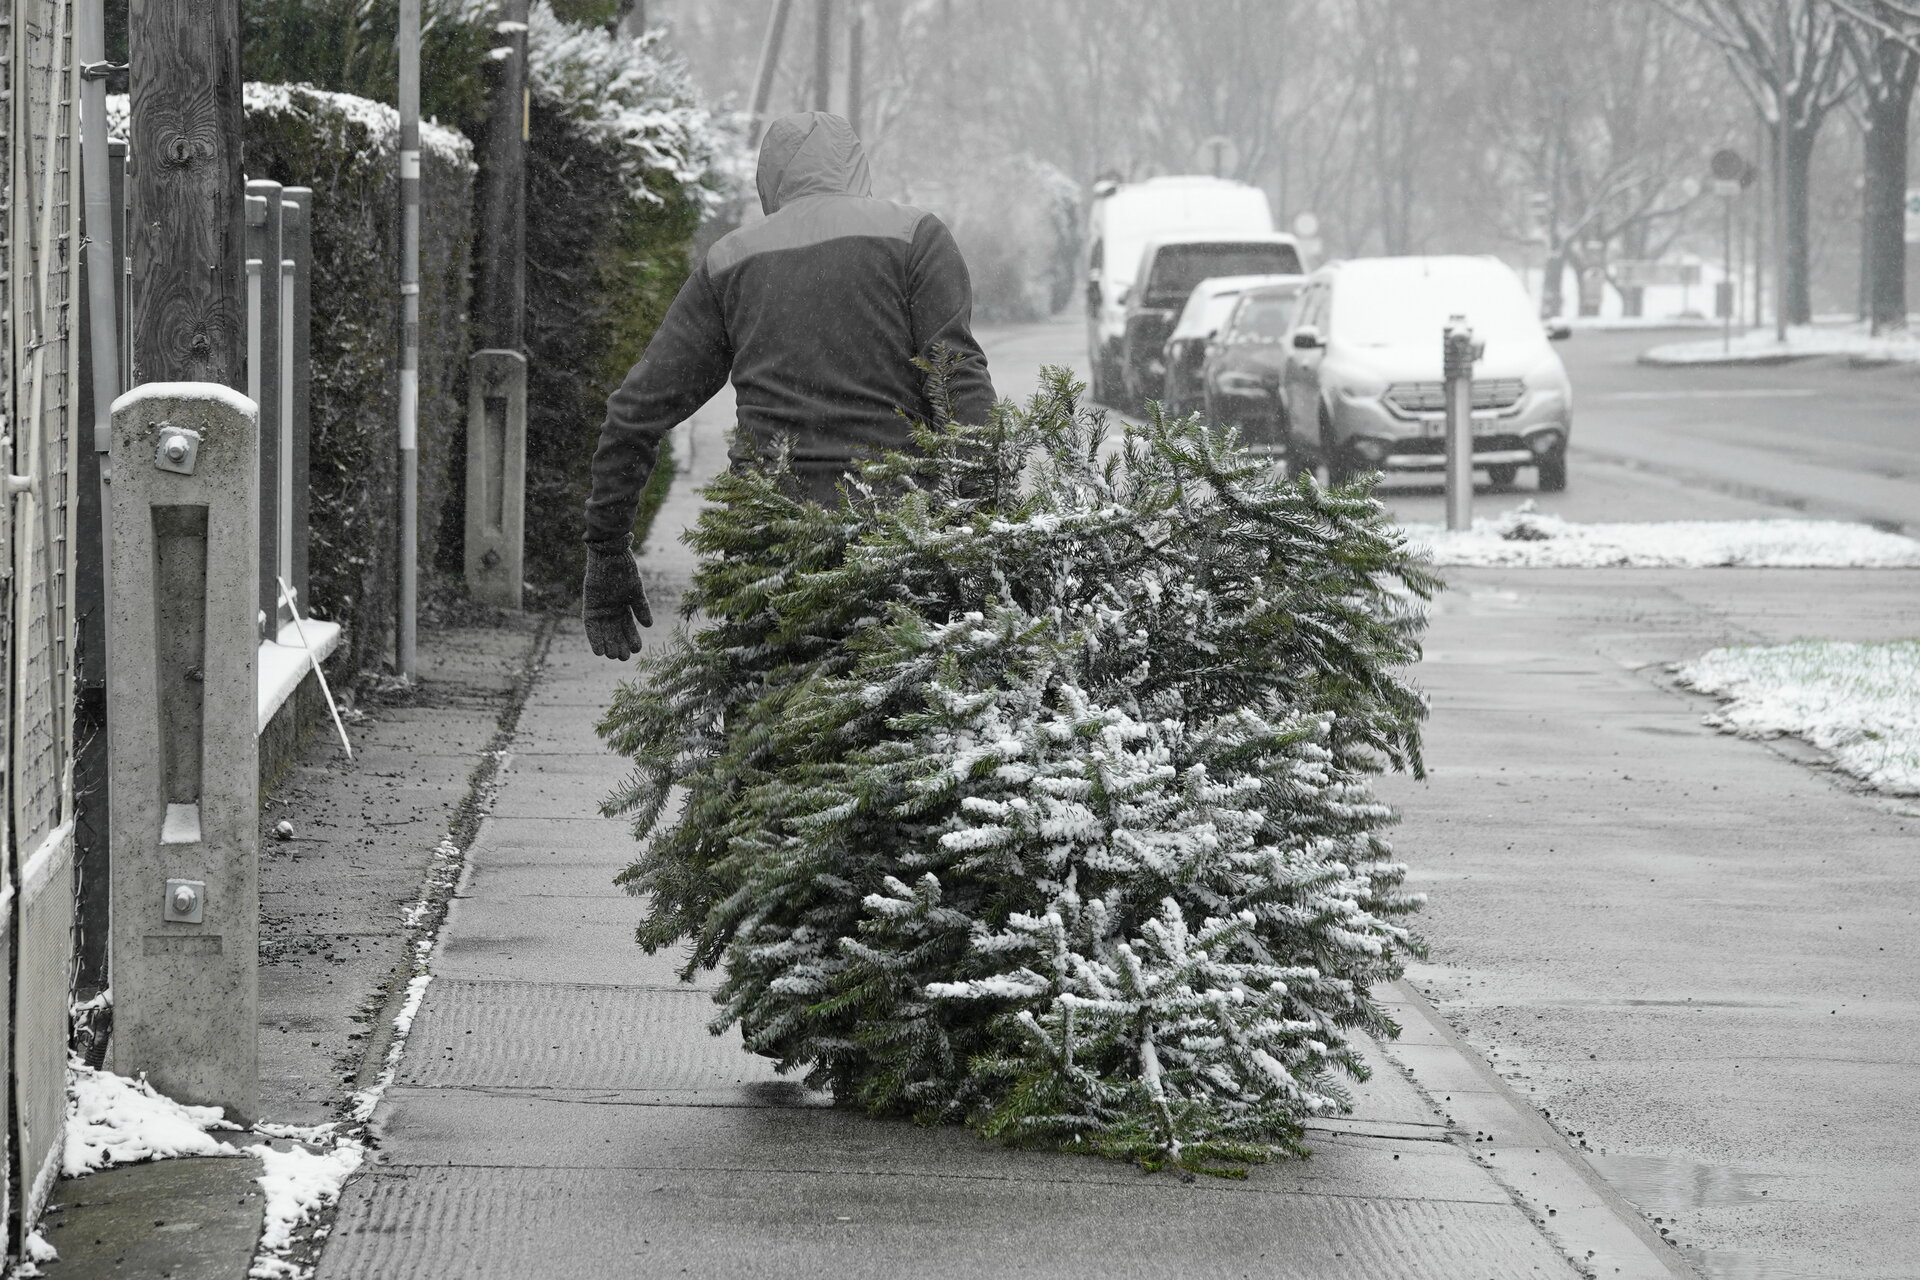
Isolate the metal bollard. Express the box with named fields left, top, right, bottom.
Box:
left=108, top=383, right=261, bottom=1123
left=283, top=188, right=314, bottom=614
left=464, top=349, right=528, bottom=608
left=246, top=180, right=286, bottom=638
left=1442, top=316, right=1482, bottom=533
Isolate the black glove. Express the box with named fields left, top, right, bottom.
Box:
left=582, top=535, right=653, bottom=660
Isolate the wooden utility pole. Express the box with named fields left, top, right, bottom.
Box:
left=477, top=0, right=529, bottom=350
left=813, top=0, right=834, bottom=113
left=846, top=4, right=864, bottom=134
left=129, top=0, right=245, bottom=386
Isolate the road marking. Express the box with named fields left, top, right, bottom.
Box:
left=1601, top=388, right=1818, bottom=401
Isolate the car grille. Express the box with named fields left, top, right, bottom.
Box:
left=1383, top=378, right=1525, bottom=416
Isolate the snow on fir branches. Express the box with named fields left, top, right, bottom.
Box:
left=598, top=362, right=1437, bottom=1174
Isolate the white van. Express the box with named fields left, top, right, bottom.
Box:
left=1085, top=176, right=1275, bottom=405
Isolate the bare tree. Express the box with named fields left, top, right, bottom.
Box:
left=1663, top=0, right=1853, bottom=323
left=1832, top=0, right=1920, bottom=330
left=1479, top=1, right=1720, bottom=315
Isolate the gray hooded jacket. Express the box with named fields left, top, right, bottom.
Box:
left=583, top=112, right=996, bottom=542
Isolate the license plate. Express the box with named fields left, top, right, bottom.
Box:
left=1423, top=419, right=1500, bottom=437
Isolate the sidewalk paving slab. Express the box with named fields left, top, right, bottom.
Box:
left=38, top=620, right=544, bottom=1279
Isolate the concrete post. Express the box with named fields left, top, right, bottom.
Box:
left=245, top=180, right=285, bottom=638
left=108, top=382, right=260, bottom=1123
left=464, top=349, right=527, bottom=607
left=284, top=188, right=313, bottom=617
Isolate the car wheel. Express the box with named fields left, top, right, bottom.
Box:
left=1319, top=406, right=1356, bottom=487
left=1487, top=463, right=1518, bottom=487
left=1537, top=449, right=1568, bottom=492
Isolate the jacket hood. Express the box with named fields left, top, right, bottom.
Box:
left=756, top=112, right=872, bottom=214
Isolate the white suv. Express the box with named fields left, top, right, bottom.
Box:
left=1280, top=256, right=1573, bottom=489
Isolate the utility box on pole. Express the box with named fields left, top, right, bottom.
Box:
left=464, top=349, right=527, bottom=606
left=108, top=383, right=261, bottom=1123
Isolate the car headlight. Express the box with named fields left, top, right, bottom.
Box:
left=1526, top=429, right=1564, bottom=457
left=1216, top=371, right=1269, bottom=394
left=1350, top=437, right=1391, bottom=463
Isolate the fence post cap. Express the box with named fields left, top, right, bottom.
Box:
left=111, top=381, right=259, bottom=423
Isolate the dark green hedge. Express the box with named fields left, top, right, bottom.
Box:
left=518, top=89, right=701, bottom=597
left=243, top=87, right=474, bottom=674
left=239, top=0, right=709, bottom=621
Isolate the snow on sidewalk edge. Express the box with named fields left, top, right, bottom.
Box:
left=1403, top=506, right=1920, bottom=568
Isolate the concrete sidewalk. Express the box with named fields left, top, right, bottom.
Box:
left=313, top=394, right=1655, bottom=1279
left=315, top=615, right=1596, bottom=1279
left=1377, top=568, right=1920, bottom=1279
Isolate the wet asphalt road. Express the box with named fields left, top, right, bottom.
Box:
left=975, top=317, right=1920, bottom=529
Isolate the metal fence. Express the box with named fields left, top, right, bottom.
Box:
left=5, top=0, right=82, bottom=1232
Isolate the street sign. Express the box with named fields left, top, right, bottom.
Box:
left=1194, top=134, right=1241, bottom=178
left=1291, top=210, right=1320, bottom=238
left=1710, top=148, right=1747, bottom=182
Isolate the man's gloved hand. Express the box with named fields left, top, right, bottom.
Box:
left=582, top=535, right=653, bottom=660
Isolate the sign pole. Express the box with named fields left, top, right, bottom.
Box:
left=398, top=0, right=421, bottom=677
left=1728, top=195, right=1743, bottom=355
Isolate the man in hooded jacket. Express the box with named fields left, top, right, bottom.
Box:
left=580, top=111, right=997, bottom=660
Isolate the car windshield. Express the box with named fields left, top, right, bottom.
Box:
left=1145, top=244, right=1302, bottom=306
left=1331, top=261, right=1543, bottom=348
left=1230, top=292, right=1297, bottom=339
left=1173, top=286, right=1235, bottom=338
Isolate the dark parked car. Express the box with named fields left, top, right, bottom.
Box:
left=1199, top=282, right=1304, bottom=458
left=1119, top=234, right=1304, bottom=410
left=1160, top=274, right=1301, bottom=417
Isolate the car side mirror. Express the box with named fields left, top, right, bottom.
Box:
left=1545, top=320, right=1572, bottom=341
left=1291, top=325, right=1323, bottom=350
left=1118, top=287, right=1133, bottom=307
left=1207, top=328, right=1219, bottom=340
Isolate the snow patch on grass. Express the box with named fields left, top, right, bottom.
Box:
left=1642, top=322, right=1920, bottom=366
left=63, top=1061, right=242, bottom=1176
left=1403, top=505, right=1920, bottom=568
left=1674, top=640, right=1920, bottom=794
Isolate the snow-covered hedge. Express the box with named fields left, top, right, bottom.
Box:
left=108, top=85, right=475, bottom=671
left=524, top=3, right=720, bottom=207
left=237, top=0, right=725, bottom=595
left=600, top=366, right=1434, bottom=1172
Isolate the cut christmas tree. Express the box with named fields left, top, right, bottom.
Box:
left=599, top=362, right=1436, bottom=1174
